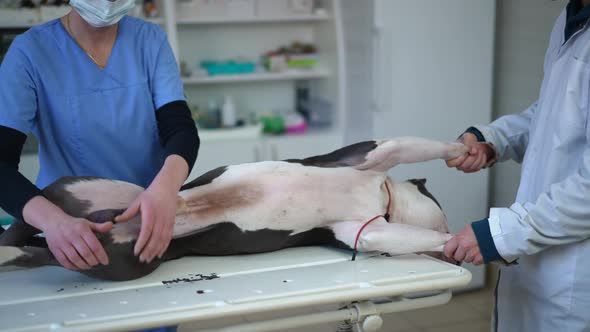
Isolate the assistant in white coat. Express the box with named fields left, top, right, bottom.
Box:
left=446, top=1, right=590, bottom=331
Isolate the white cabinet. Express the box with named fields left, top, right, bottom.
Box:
left=371, top=0, right=496, bottom=289
left=188, top=138, right=262, bottom=181
left=187, top=133, right=343, bottom=181
left=265, top=133, right=343, bottom=161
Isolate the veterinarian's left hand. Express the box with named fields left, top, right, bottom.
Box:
left=443, top=224, right=484, bottom=265
left=116, top=155, right=188, bottom=263
left=446, top=133, right=496, bottom=173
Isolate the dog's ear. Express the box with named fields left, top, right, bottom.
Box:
left=409, top=178, right=427, bottom=185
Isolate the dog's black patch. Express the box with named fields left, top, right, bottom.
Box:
left=181, top=166, right=228, bottom=191
left=86, top=209, right=126, bottom=224
left=81, top=235, right=160, bottom=281
left=408, top=178, right=441, bottom=208
left=42, top=176, right=100, bottom=218
left=164, top=222, right=349, bottom=258
left=0, top=218, right=42, bottom=246
left=284, top=141, right=378, bottom=168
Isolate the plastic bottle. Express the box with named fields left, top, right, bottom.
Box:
left=204, top=100, right=221, bottom=128
left=221, top=95, right=237, bottom=128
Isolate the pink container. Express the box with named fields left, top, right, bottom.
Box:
left=285, top=121, right=307, bottom=134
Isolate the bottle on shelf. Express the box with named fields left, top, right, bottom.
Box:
left=221, top=95, right=237, bottom=128
left=199, top=100, right=221, bottom=129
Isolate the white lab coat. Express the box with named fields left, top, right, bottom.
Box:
left=474, top=8, right=590, bottom=332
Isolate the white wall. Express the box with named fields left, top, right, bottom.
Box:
left=490, top=0, right=564, bottom=207
left=341, top=0, right=374, bottom=144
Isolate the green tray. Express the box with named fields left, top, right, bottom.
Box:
left=0, top=218, right=13, bottom=226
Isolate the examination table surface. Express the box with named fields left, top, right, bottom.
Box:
left=0, top=247, right=471, bottom=332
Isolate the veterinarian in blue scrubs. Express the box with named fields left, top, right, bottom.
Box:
left=444, top=0, right=590, bottom=331
left=0, top=0, right=198, bottom=310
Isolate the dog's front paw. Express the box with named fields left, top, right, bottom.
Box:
left=445, top=142, right=469, bottom=160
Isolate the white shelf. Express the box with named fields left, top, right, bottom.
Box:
left=198, top=124, right=263, bottom=142
left=176, top=13, right=331, bottom=25
left=183, top=69, right=330, bottom=85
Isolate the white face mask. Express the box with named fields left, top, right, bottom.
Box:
left=69, top=0, right=136, bottom=28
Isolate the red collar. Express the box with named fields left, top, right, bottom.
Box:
left=351, top=181, right=392, bottom=261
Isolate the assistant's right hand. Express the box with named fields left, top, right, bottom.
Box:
left=446, top=133, right=493, bottom=173
left=43, top=216, right=112, bottom=270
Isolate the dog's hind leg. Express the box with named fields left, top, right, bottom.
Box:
left=353, top=137, right=469, bottom=172
left=0, top=246, right=58, bottom=271
left=0, top=219, right=43, bottom=246
left=329, top=220, right=452, bottom=255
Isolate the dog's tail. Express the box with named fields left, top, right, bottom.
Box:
left=0, top=246, right=58, bottom=271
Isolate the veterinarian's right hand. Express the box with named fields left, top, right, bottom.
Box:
left=446, top=133, right=493, bottom=173
left=43, top=215, right=112, bottom=270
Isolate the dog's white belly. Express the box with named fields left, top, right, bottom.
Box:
left=174, top=162, right=388, bottom=237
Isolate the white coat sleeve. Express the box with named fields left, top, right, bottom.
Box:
left=488, top=142, right=590, bottom=262
left=473, top=102, right=537, bottom=164
left=473, top=8, right=563, bottom=164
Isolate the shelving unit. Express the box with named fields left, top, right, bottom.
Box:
left=156, top=0, right=347, bottom=180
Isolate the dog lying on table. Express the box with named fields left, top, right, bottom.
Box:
left=0, top=136, right=467, bottom=281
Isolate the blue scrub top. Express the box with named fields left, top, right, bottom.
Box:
left=0, top=16, right=185, bottom=189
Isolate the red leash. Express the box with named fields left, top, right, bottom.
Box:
left=351, top=182, right=392, bottom=261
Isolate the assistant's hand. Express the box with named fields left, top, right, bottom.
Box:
left=446, top=133, right=493, bottom=173
left=22, top=195, right=112, bottom=270
left=443, top=224, right=484, bottom=265
left=115, top=183, right=178, bottom=263
left=43, top=216, right=112, bottom=270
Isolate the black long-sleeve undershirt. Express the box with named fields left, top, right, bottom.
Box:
left=0, top=100, right=199, bottom=221
left=156, top=100, right=200, bottom=173
left=0, top=126, right=43, bottom=221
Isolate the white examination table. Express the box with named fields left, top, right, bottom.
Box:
left=0, top=247, right=471, bottom=332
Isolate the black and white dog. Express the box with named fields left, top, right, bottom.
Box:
left=0, top=137, right=467, bottom=280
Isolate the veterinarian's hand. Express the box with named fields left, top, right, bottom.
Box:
left=446, top=133, right=493, bottom=173
left=443, top=224, right=484, bottom=265
left=44, top=215, right=112, bottom=270
left=115, top=183, right=178, bottom=263
left=116, top=155, right=188, bottom=263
